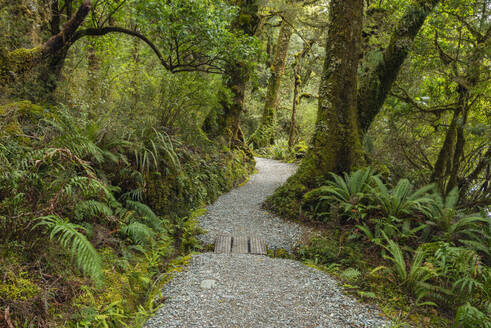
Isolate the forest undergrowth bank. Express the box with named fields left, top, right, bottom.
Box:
left=0, top=101, right=254, bottom=327
left=261, top=159, right=490, bottom=328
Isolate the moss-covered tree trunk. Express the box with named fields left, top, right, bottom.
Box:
left=202, top=0, right=259, bottom=150
left=0, top=0, right=91, bottom=87
left=432, top=24, right=488, bottom=195
left=267, top=0, right=364, bottom=217
left=289, top=39, right=313, bottom=149
left=431, top=89, right=471, bottom=195
left=249, top=19, right=293, bottom=148
left=288, top=69, right=300, bottom=149
left=357, top=0, right=441, bottom=133
left=431, top=108, right=460, bottom=191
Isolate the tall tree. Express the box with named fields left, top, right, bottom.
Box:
left=268, top=0, right=364, bottom=215
left=357, top=0, right=441, bottom=133
left=202, top=0, right=260, bottom=148
left=268, top=0, right=443, bottom=216
left=288, top=36, right=318, bottom=149
left=0, top=1, right=92, bottom=87
left=249, top=17, right=294, bottom=148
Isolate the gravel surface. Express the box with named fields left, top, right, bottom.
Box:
left=198, top=157, right=304, bottom=250
left=145, top=254, right=390, bottom=328
left=145, top=158, right=391, bottom=328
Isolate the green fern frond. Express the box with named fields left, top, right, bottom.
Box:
left=455, top=302, right=491, bottom=328
left=34, top=216, right=103, bottom=283
left=125, top=200, right=164, bottom=232
left=121, top=222, right=156, bottom=245
left=75, top=200, right=114, bottom=221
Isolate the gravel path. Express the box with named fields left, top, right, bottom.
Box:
left=145, top=158, right=390, bottom=328
left=198, top=157, right=304, bottom=250
left=145, top=254, right=389, bottom=328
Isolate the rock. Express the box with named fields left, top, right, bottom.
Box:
left=200, top=279, right=217, bottom=289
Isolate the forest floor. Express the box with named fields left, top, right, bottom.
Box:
left=144, top=158, right=390, bottom=328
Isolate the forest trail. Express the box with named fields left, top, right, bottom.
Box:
left=145, top=158, right=389, bottom=328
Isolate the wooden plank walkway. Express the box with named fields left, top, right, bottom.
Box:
left=249, top=236, right=267, bottom=255
left=214, top=234, right=267, bottom=255
left=232, top=235, right=248, bottom=254
left=214, top=234, right=232, bottom=254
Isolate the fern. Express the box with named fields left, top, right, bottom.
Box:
left=310, top=167, right=376, bottom=222
left=121, top=221, right=156, bottom=246
left=125, top=200, right=164, bottom=232
left=341, top=267, right=362, bottom=282
left=75, top=200, right=114, bottom=221
left=34, top=216, right=103, bottom=283
left=371, top=177, right=434, bottom=219
left=455, top=302, right=491, bottom=328
left=381, top=235, right=435, bottom=299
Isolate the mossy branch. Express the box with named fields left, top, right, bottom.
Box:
left=0, top=1, right=91, bottom=84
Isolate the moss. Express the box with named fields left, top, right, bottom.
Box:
left=265, top=174, right=308, bottom=219
left=0, top=100, right=44, bottom=117
left=0, top=272, right=41, bottom=301
left=0, top=101, right=45, bottom=142
left=1, top=47, right=44, bottom=82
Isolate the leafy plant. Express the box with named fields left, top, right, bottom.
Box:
left=454, top=302, right=491, bottom=328
left=307, top=167, right=376, bottom=222
left=121, top=222, right=156, bottom=246
left=370, top=177, right=434, bottom=219
left=424, top=187, right=491, bottom=261
left=373, top=235, right=435, bottom=302
left=34, top=215, right=103, bottom=283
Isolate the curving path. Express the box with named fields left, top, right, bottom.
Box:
left=145, top=158, right=389, bottom=328
left=197, top=158, right=303, bottom=250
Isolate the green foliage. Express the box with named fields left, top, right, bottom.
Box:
left=424, top=188, right=491, bottom=262
left=370, top=177, right=434, bottom=219
left=0, top=272, right=41, bottom=302
left=306, top=167, right=376, bottom=222
left=455, top=302, right=491, bottom=328
left=375, top=235, right=434, bottom=301
left=341, top=267, right=362, bottom=282
left=34, top=215, right=103, bottom=283
left=0, top=99, right=253, bottom=326
left=303, top=167, right=490, bottom=325
left=133, top=0, right=259, bottom=73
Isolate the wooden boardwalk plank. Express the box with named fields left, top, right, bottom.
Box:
left=232, top=235, right=248, bottom=254
left=214, top=234, right=232, bottom=254
left=249, top=236, right=267, bottom=255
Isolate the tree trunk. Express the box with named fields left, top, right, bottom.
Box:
left=357, top=0, right=441, bottom=133
left=289, top=39, right=314, bottom=149
left=87, top=39, right=100, bottom=95
left=431, top=24, right=488, bottom=195
left=0, top=1, right=91, bottom=86
left=202, top=0, right=259, bottom=149
left=267, top=0, right=364, bottom=217
left=249, top=18, right=293, bottom=148
left=431, top=109, right=460, bottom=191
left=288, top=71, right=300, bottom=149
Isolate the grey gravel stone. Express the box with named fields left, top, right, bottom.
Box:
left=145, top=254, right=390, bottom=328
left=145, top=158, right=391, bottom=328
left=198, top=157, right=305, bottom=251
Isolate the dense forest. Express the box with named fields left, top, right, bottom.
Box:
left=0, top=0, right=489, bottom=327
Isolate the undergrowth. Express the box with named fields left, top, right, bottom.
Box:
left=291, top=168, right=490, bottom=327
left=0, top=101, right=254, bottom=327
